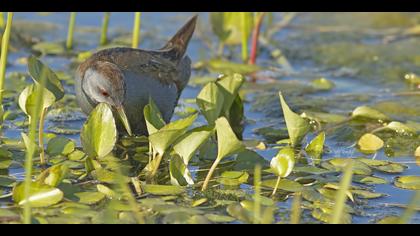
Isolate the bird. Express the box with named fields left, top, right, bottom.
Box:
left=75, top=15, right=197, bottom=136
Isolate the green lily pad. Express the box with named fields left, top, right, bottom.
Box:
left=46, top=136, right=75, bottom=156
left=262, top=178, right=303, bottom=192
left=217, top=171, right=249, bottom=186
left=12, top=182, right=64, bottom=207
left=32, top=42, right=66, bottom=55
left=311, top=77, right=335, bottom=91
left=143, top=185, right=186, bottom=196
left=351, top=106, right=389, bottom=122
left=358, top=133, right=384, bottom=154
left=205, top=213, right=236, bottom=223
left=394, top=176, right=420, bottom=190
left=73, top=192, right=106, bottom=205
left=325, top=158, right=372, bottom=175
left=0, top=175, right=16, bottom=187
left=352, top=175, right=388, bottom=185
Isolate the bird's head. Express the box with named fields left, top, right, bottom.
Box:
left=81, top=61, right=132, bottom=136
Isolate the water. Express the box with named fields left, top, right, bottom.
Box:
left=2, top=12, right=420, bottom=223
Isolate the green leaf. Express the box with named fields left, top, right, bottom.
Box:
left=210, top=13, right=232, bottom=42
left=81, top=103, right=117, bottom=158
left=394, top=176, right=420, bottom=190
left=173, top=126, right=214, bottom=165
left=32, top=42, right=66, bottom=55
left=211, top=12, right=254, bottom=45
left=351, top=106, right=389, bottom=122
left=261, top=178, right=303, bottom=192
left=279, top=92, right=310, bottom=147
left=270, top=147, right=295, bottom=178
left=325, top=158, right=372, bottom=176
left=385, top=121, right=416, bottom=134
left=37, top=164, right=69, bottom=187
left=0, top=175, right=16, bottom=187
left=215, top=117, right=245, bottom=161
left=19, top=84, right=55, bottom=120
left=204, top=59, right=261, bottom=75
left=143, top=98, right=166, bottom=135
left=216, top=73, right=245, bottom=115
left=12, top=182, right=63, bottom=207
left=73, top=192, right=106, bottom=205
left=46, top=136, right=75, bottom=156
left=149, top=114, right=197, bottom=155
left=27, top=55, right=65, bottom=101
left=357, top=133, right=384, bottom=154
left=311, top=77, right=335, bottom=91
left=143, top=185, right=186, bottom=195
left=353, top=175, right=388, bottom=185
left=196, top=82, right=225, bottom=125
left=217, top=171, right=249, bottom=186
left=416, top=146, right=420, bottom=158
left=0, top=148, right=12, bottom=169
left=169, top=155, right=194, bottom=186
left=305, top=132, right=325, bottom=163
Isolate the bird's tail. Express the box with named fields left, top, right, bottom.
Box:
left=160, top=15, right=198, bottom=64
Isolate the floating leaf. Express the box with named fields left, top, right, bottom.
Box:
left=80, top=103, right=117, bottom=158
left=37, top=164, right=69, bottom=187
left=12, top=182, right=63, bottom=207
left=196, top=82, right=224, bottom=125
left=353, top=175, right=388, bottom=185
left=0, top=175, right=16, bottom=187
left=205, top=214, right=235, bottom=223
left=385, top=121, right=416, bottom=134
left=351, top=189, right=385, bottom=199
left=46, top=136, right=75, bottom=156
left=270, top=147, right=295, bottom=178
left=305, top=132, right=325, bottom=163
left=311, top=78, right=335, bottom=91
left=32, top=41, right=66, bottom=55
left=217, top=171, right=249, bottom=186
left=0, top=148, right=12, bottom=169
left=27, top=55, right=65, bottom=101
left=203, top=60, right=261, bottom=75
left=351, top=106, right=389, bottom=122
left=261, top=178, right=303, bottom=192
left=73, top=192, right=106, bottom=205
left=394, top=176, right=420, bottom=190
left=358, top=133, right=384, bottom=154
left=326, top=158, right=372, bottom=176
left=279, top=92, right=310, bottom=147
left=143, top=185, right=185, bottom=195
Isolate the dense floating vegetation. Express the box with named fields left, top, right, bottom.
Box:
left=0, top=12, right=419, bottom=224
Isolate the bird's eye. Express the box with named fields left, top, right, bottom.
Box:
left=98, top=88, right=110, bottom=97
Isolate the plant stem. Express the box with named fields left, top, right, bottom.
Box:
left=240, top=12, right=249, bottom=63
left=150, top=153, right=163, bottom=178
left=271, top=175, right=281, bottom=196
left=100, top=12, right=110, bottom=46
left=249, top=12, right=266, bottom=65
left=253, top=164, right=262, bottom=224
left=0, top=12, right=4, bottom=29
left=330, top=159, right=354, bottom=224
left=290, top=192, right=302, bottom=224
left=38, top=107, right=47, bottom=165
left=201, top=157, right=221, bottom=191
left=23, top=67, right=48, bottom=224
left=66, top=12, right=76, bottom=50
left=131, top=12, right=142, bottom=48
left=0, top=12, right=13, bottom=105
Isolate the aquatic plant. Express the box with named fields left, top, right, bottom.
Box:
left=66, top=12, right=76, bottom=50
left=100, top=12, right=111, bottom=46
left=0, top=13, right=13, bottom=113
left=132, top=12, right=142, bottom=48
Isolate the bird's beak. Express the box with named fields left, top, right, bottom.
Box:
left=116, top=106, right=133, bottom=136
